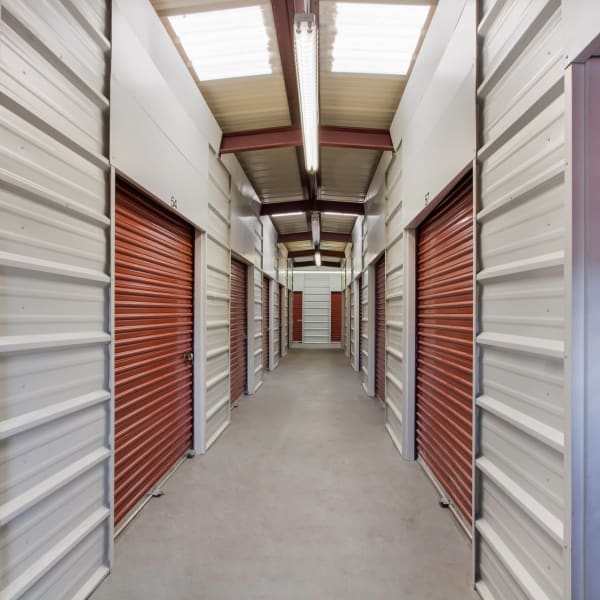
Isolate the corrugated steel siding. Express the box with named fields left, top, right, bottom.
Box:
left=230, top=257, right=247, bottom=404
left=253, top=265, right=264, bottom=385
left=360, top=271, right=368, bottom=387
left=114, top=182, right=193, bottom=524
left=344, top=286, right=351, bottom=357
left=416, top=178, right=473, bottom=525
left=293, top=291, right=303, bottom=342
left=330, top=292, right=342, bottom=342
left=205, top=151, right=231, bottom=448
left=302, top=275, right=331, bottom=344
left=384, top=153, right=404, bottom=453
left=0, top=0, right=112, bottom=597
left=281, top=283, right=288, bottom=356
left=475, top=1, right=567, bottom=598
left=262, top=275, right=269, bottom=370
left=273, top=281, right=280, bottom=367
left=375, top=255, right=386, bottom=401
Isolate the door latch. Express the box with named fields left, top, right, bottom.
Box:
left=183, top=351, right=194, bottom=363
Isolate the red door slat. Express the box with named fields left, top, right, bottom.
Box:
left=293, top=291, right=302, bottom=342
left=114, top=180, right=193, bottom=526
left=230, top=258, right=247, bottom=403
left=330, top=291, right=342, bottom=342
left=416, top=174, right=473, bottom=525
left=375, top=255, right=386, bottom=401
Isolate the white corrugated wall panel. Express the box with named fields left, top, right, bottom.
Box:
left=350, top=281, right=356, bottom=367
left=360, top=269, right=369, bottom=390
left=205, top=151, right=231, bottom=448
left=273, top=283, right=280, bottom=367
left=475, top=1, right=567, bottom=598
left=281, top=283, right=288, bottom=357
left=253, top=263, right=263, bottom=388
left=344, top=285, right=351, bottom=358
left=384, top=152, right=404, bottom=455
left=0, top=0, right=111, bottom=597
left=302, top=275, right=330, bottom=345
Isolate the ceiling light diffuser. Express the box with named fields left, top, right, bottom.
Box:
left=315, top=251, right=322, bottom=267
left=332, top=3, right=430, bottom=75
left=169, top=6, right=272, bottom=80
left=293, top=13, right=319, bottom=173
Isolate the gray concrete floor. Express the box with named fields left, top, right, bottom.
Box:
left=94, top=349, right=477, bottom=600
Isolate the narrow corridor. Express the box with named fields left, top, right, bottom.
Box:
left=94, top=350, right=475, bottom=599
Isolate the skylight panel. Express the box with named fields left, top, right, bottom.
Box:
left=169, top=6, right=272, bottom=81
left=332, top=3, right=431, bottom=75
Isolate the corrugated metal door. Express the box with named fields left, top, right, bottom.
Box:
left=262, top=275, right=269, bottom=370
left=293, top=291, right=303, bottom=341
left=114, top=180, right=193, bottom=525
left=273, top=282, right=280, bottom=366
left=375, top=255, right=386, bottom=401
left=416, top=177, right=473, bottom=525
left=230, top=257, right=247, bottom=404
left=330, top=292, right=342, bottom=342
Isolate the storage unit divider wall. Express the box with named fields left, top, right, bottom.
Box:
left=384, top=152, right=405, bottom=454
left=281, top=284, right=288, bottom=357
left=0, top=1, right=112, bottom=597
left=344, top=286, right=351, bottom=357
left=262, top=275, right=270, bottom=371
left=273, top=281, right=280, bottom=368
left=360, top=272, right=369, bottom=391
left=475, top=1, right=568, bottom=597
left=205, top=151, right=231, bottom=449
left=230, top=256, right=247, bottom=405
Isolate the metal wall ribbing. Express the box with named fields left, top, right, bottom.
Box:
left=0, top=0, right=112, bottom=597
left=205, top=151, right=231, bottom=448
left=475, top=0, right=567, bottom=597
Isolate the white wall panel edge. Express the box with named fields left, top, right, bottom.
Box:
left=194, top=231, right=208, bottom=453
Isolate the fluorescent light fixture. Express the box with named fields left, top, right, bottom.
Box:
left=274, top=212, right=306, bottom=217
left=293, top=13, right=319, bottom=172
left=332, top=3, right=430, bottom=75
left=315, top=251, right=322, bottom=267
left=311, top=212, right=320, bottom=246
left=169, top=6, right=272, bottom=80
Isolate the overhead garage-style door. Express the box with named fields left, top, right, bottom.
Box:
left=293, top=291, right=303, bottom=342
left=416, top=177, right=473, bottom=524
left=115, top=180, right=194, bottom=525
left=230, top=257, right=247, bottom=404
left=330, top=291, right=342, bottom=342
left=262, top=275, right=270, bottom=370
left=375, top=255, right=386, bottom=402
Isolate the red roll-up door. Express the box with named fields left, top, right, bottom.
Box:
left=114, top=180, right=194, bottom=525
left=375, top=255, right=386, bottom=401
left=230, top=257, right=247, bottom=404
left=416, top=175, right=473, bottom=524
left=293, top=291, right=303, bottom=342
left=263, top=276, right=269, bottom=370
left=330, top=291, right=342, bottom=342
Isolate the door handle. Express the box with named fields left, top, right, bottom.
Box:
left=183, top=352, right=194, bottom=363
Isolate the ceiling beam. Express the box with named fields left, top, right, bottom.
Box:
left=320, top=126, right=394, bottom=151
left=288, top=250, right=345, bottom=259
left=220, top=125, right=393, bottom=154
left=293, top=260, right=342, bottom=268
left=261, top=199, right=364, bottom=216
left=220, top=127, right=302, bottom=154
left=278, top=231, right=352, bottom=244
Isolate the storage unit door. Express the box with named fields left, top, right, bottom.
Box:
left=416, top=178, right=473, bottom=524
left=375, top=255, right=386, bottom=401
left=230, top=257, right=247, bottom=404
left=115, top=181, right=194, bottom=525
left=330, top=292, right=342, bottom=342
left=262, top=276, right=270, bottom=370
left=293, top=291, right=303, bottom=341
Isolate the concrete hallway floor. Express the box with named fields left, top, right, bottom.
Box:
left=94, top=349, right=477, bottom=600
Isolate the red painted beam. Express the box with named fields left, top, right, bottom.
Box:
left=289, top=250, right=345, bottom=259
left=293, top=260, right=342, bottom=268
left=278, top=231, right=352, bottom=244
left=261, top=199, right=364, bottom=216
left=220, top=127, right=302, bottom=154
left=320, top=126, right=394, bottom=151
left=221, top=125, right=393, bottom=154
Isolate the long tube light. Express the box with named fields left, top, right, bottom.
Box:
left=293, top=13, right=319, bottom=173
left=315, top=251, right=322, bottom=267
left=311, top=211, right=320, bottom=247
